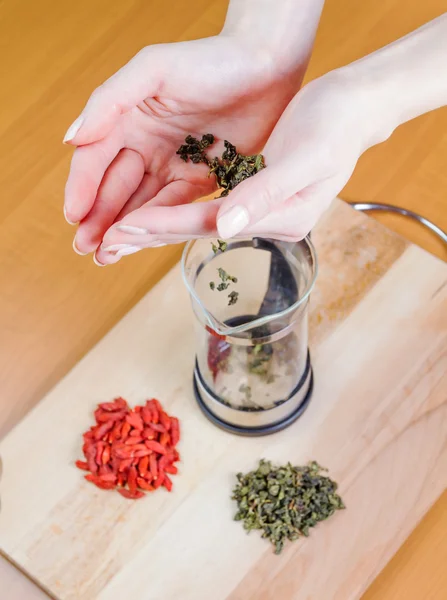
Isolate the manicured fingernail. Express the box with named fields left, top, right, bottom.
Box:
left=93, top=254, right=105, bottom=267
left=102, top=243, right=134, bottom=252
left=217, top=206, right=249, bottom=238
left=63, top=116, right=84, bottom=144
left=116, top=245, right=141, bottom=256
left=116, top=225, right=149, bottom=235
left=64, top=205, right=77, bottom=226
left=72, top=238, right=88, bottom=256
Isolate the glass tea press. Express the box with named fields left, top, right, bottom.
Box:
left=182, top=237, right=317, bottom=436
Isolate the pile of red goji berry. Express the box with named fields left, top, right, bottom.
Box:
left=76, top=397, right=180, bottom=499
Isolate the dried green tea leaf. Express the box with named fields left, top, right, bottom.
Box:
left=176, top=133, right=215, bottom=164
left=176, top=134, right=265, bottom=198
left=232, top=460, right=345, bottom=554
left=228, top=291, right=239, bottom=306
left=212, top=239, right=228, bottom=254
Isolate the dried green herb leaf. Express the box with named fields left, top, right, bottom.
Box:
left=177, top=134, right=265, bottom=198
left=212, top=239, right=228, bottom=254
left=232, top=460, right=345, bottom=554
left=209, top=281, right=215, bottom=291
left=176, top=133, right=215, bottom=164
left=228, top=291, right=239, bottom=306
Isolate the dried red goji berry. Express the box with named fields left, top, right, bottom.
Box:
left=170, top=417, right=180, bottom=445
left=75, top=460, right=89, bottom=471
left=150, top=453, right=158, bottom=479
left=118, top=488, right=144, bottom=500
left=96, top=410, right=128, bottom=423
left=164, top=465, right=178, bottom=475
left=99, top=473, right=117, bottom=483
left=133, top=450, right=151, bottom=458
left=99, top=401, right=120, bottom=412
left=125, top=436, right=144, bottom=445
left=102, top=444, right=111, bottom=465
left=137, top=477, right=154, bottom=491
left=159, top=411, right=171, bottom=431
left=138, top=455, right=149, bottom=477
left=85, top=445, right=98, bottom=474
left=128, top=466, right=138, bottom=495
left=142, top=404, right=152, bottom=426
left=153, top=472, right=164, bottom=489
left=148, top=400, right=159, bottom=424
left=118, top=458, right=133, bottom=472
left=144, top=440, right=167, bottom=455
left=84, top=474, right=116, bottom=490
left=159, top=432, right=170, bottom=447
left=93, top=421, right=114, bottom=441
left=121, top=421, right=132, bottom=441
left=126, top=412, right=144, bottom=430
left=163, top=474, right=173, bottom=492
left=142, top=427, right=156, bottom=441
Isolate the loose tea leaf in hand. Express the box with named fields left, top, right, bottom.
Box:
left=176, top=133, right=215, bottom=164
left=177, top=134, right=265, bottom=197
left=232, top=460, right=345, bottom=554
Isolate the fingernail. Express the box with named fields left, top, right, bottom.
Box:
left=63, top=116, right=84, bottom=144
left=116, top=225, right=149, bottom=235
left=64, top=205, right=77, bottom=226
left=72, top=237, right=88, bottom=256
left=93, top=254, right=105, bottom=267
left=116, top=245, right=141, bottom=256
left=102, top=243, right=134, bottom=252
left=217, top=206, right=249, bottom=238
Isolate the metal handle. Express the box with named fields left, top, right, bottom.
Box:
left=347, top=201, right=447, bottom=245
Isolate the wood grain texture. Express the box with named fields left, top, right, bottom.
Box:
left=0, top=201, right=446, bottom=600
left=0, top=0, right=446, bottom=598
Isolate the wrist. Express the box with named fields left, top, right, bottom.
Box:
left=327, top=64, right=401, bottom=151
left=220, top=0, right=324, bottom=78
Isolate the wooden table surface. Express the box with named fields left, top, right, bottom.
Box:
left=0, top=1, right=445, bottom=598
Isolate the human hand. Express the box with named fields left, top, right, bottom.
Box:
left=64, top=34, right=305, bottom=264
left=97, top=69, right=386, bottom=256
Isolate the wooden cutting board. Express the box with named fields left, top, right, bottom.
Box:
left=0, top=200, right=446, bottom=600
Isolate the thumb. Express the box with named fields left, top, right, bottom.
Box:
left=216, top=159, right=312, bottom=239
left=63, top=47, right=161, bottom=145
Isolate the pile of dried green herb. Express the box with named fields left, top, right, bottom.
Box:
left=232, top=460, right=345, bottom=554
left=177, top=134, right=266, bottom=307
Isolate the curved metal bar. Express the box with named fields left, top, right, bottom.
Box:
left=348, top=201, right=447, bottom=245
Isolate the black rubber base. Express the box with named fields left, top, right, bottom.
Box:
left=193, top=364, right=314, bottom=437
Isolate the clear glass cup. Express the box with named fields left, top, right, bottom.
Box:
left=182, top=237, right=317, bottom=434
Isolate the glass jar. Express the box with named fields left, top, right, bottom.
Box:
left=182, top=237, right=317, bottom=435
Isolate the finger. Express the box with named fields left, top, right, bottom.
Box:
left=63, top=47, right=161, bottom=146
left=114, top=173, right=164, bottom=222
left=243, top=178, right=340, bottom=240
left=216, top=155, right=316, bottom=239
left=99, top=196, right=220, bottom=260
left=101, top=182, right=218, bottom=247
left=64, top=128, right=123, bottom=223
left=74, top=149, right=145, bottom=254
